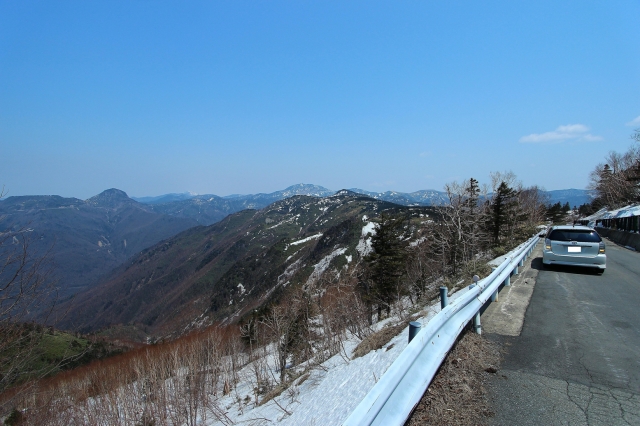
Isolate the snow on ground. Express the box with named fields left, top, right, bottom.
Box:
left=215, top=303, right=442, bottom=426
left=356, top=221, right=377, bottom=257
left=203, top=269, right=497, bottom=426
left=306, top=247, right=347, bottom=285
left=268, top=214, right=301, bottom=229
left=285, top=233, right=323, bottom=250
left=278, top=258, right=303, bottom=286
left=285, top=250, right=300, bottom=263
left=409, top=236, right=427, bottom=247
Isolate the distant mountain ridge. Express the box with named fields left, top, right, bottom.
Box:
left=133, top=184, right=448, bottom=226
left=132, top=184, right=592, bottom=225
left=0, top=189, right=198, bottom=301
left=544, top=188, right=594, bottom=207
left=132, top=192, right=198, bottom=205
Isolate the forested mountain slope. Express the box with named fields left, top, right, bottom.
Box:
left=0, top=189, right=198, bottom=299
left=60, top=191, right=437, bottom=340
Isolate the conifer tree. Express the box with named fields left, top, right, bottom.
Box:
left=365, top=213, right=408, bottom=319
left=461, top=178, right=484, bottom=265
left=487, top=181, right=518, bottom=246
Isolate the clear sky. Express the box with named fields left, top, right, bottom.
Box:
left=1, top=1, right=639, bottom=199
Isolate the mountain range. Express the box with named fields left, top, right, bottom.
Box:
left=132, top=184, right=593, bottom=226
left=1, top=183, right=593, bottom=339
left=58, top=192, right=438, bottom=340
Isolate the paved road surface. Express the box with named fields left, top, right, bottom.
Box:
left=487, top=239, right=640, bottom=425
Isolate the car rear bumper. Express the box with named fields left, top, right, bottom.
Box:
left=542, top=252, right=606, bottom=269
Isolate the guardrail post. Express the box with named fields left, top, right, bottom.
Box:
left=408, top=321, right=421, bottom=343
left=504, top=274, right=511, bottom=286
left=473, top=311, right=481, bottom=334
left=513, top=265, right=519, bottom=275
left=439, top=286, right=448, bottom=309
left=519, top=258, right=524, bottom=267
left=491, top=289, right=498, bottom=302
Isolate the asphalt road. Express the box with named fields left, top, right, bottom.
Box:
left=487, top=239, right=640, bottom=425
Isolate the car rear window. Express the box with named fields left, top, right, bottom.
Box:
left=548, top=229, right=602, bottom=243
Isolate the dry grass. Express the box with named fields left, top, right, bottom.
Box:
left=406, top=330, right=501, bottom=426
left=258, top=369, right=309, bottom=406
left=351, top=316, right=416, bottom=359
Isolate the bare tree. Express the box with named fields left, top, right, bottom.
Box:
left=517, top=186, right=548, bottom=232
left=317, top=269, right=372, bottom=362
left=589, top=146, right=640, bottom=208
left=1, top=189, right=60, bottom=416
left=404, top=235, right=440, bottom=303
left=433, top=178, right=488, bottom=277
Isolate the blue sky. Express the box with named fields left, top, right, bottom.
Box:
left=1, top=1, right=639, bottom=199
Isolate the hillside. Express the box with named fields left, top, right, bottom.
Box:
left=0, top=189, right=198, bottom=300
left=59, top=191, right=438, bottom=340
left=145, top=184, right=339, bottom=225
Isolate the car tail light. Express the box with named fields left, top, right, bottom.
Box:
left=599, top=242, right=605, bottom=254
left=545, top=238, right=551, bottom=250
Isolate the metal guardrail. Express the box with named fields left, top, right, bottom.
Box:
left=343, top=235, right=540, bottom=426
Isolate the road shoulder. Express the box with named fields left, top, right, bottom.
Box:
left=482, top=243, right=541, bottom=336
left=486, top=243, right=640, bottom=426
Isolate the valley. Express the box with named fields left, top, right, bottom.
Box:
left=0, top=189, right=197, bottom=299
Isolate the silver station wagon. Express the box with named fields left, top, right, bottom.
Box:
left=542, top=225, right=606, bottom=273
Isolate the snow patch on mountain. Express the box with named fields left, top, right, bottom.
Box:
left=286, top=233, right=323, bottom=250
left=306, top=247, right=347, bottom=285
left=268, top=214, right=300, bottom=229
left=279, top=258, right=304, bottom=286
left=356, top=222, right=377, bottom=256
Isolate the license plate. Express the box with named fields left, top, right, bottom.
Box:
left=568, top=247, right=581, bottom=253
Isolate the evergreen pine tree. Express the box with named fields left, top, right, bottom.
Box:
left=487, top=181, right=518, bottom=246
left=365, top=213, right=408, bottom=318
